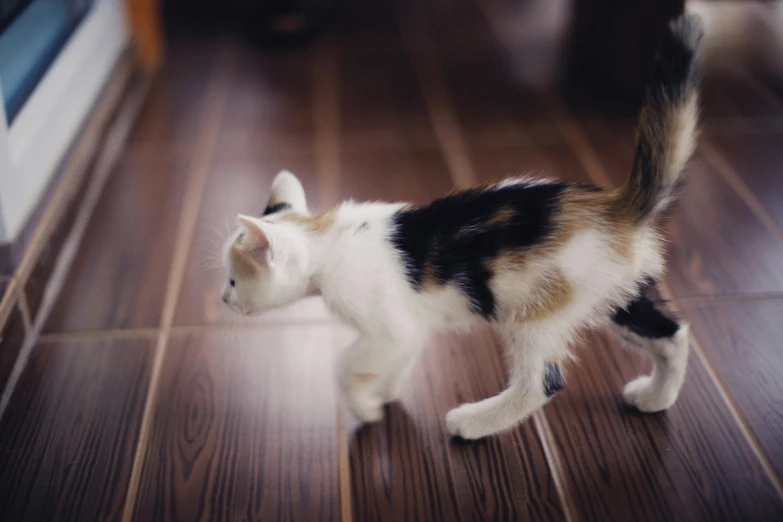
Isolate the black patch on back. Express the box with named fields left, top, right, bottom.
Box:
left=263, top=202, right=292, bottom=216
left=543, top=362, right=565, bottom=397
left=611, top=295, right=680, bottom=339
left=389, top=183, right=570, bottom=318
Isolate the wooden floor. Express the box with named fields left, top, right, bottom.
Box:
left=2, top=0, right=783, bottom=520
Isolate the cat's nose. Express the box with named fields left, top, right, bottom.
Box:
left=222, top=294, right=229, bottom=304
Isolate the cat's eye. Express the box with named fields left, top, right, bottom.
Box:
left=229, top=279, right=235, bottom=288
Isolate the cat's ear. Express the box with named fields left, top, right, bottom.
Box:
left=237, top=214, right=271, bottom=259
left=264, top=170, right=309, bottom=216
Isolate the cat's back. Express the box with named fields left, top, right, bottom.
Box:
left=386, top=179, right=615, bottom=319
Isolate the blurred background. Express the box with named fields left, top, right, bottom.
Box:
left=0, top=1, right=782, bottom=521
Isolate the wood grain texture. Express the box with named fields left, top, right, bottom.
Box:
left=172, top=154, right=328, bottom=327
left=338, top=39, right=454, bottom=205
left=707, top=133, right=783, bottom=230
left=340, top=149, right=453, bottom=204
left=131, top=327, right=342, bottom=522
left=0, top=338, right=153, bottom=522
left=215, top=47, right=314, bottom=158
left=700, top=63, right=783, bottom=123
left=682, top=299, right=783, bottom=480
left=545, top=331, right=783, bottom=521
left=439, top=47, right=558, bottom=140
left=468, top=141, right=591, bottom=186
left=664, top=150, right=783, bottom=296
left=0, top=300, right=25, bottom=391
left=340, top=47, right=438, bottom=152
left=127, top=40, right=221, bottom=149
left=349, top=328, right=566, bottom=522
left=575, top=119, right=783, bottom=297
left=24, top=152, right=95, bottom=323
left=44, top=158, right=189, bottom=332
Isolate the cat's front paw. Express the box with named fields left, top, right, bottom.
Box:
left=446, top=403, right=487, bottom=440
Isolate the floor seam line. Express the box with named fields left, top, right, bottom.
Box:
left=551, top=93, right=783, bottom=500
left=397, top=4, right=477, bottom=189
left=700, top=138, right=783, bottom=246
left=312, top=39, right=352, bottom=522
left=313, top=41, right=342, bottom=211
left=657, top=281, right=783, bottom=498
left=473, top=3, right=581, bottom=518
left=120, top=47, right=238, bottom=522
left=533, top=411, right=577, bottom=522
left=36, top=317, right=339, bottom=342
left=0, top=71, right=152, bottom=421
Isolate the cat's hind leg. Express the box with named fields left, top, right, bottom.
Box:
left=610, top=295, right=689, bottom=412
left=446, top=323, right=569, bottom=440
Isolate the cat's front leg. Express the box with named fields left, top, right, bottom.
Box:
left=337, top=336, right=419, bottom=423
left=446, top=323, right=568, bottom=439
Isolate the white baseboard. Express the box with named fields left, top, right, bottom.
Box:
left=0, top=0, right=129, bottom=241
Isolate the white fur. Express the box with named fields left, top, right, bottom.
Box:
left=222, top=171, right=689, bottom=439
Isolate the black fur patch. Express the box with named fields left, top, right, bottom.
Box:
left=389, top=183, right=571, bottom=318
left=543, top=362, right=565, bottom=397
left=611, top=295, right=680, bottom=339
left=263, top=202, right=292, bottom=216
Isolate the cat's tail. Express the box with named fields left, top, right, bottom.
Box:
left=620, top=14, right=703, bottom=223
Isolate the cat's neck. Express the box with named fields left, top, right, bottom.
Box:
left=300, top=201, right=404, bottom=299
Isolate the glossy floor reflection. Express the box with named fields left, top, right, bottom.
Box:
left=1, top=1, right=783, bottom=521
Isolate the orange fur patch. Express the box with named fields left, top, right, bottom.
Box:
left=354, top=372, right=378, bottom=383
left=280, top=210, right=337, bottom=234
left=516, top=268, right=574, bottom=322
left=487, top=206, right=517, bottom=227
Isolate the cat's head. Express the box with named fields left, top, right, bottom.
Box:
left=221, top=171, right=313, bottom=316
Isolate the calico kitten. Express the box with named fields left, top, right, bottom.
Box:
left=222, top=15, right=702, bottom=439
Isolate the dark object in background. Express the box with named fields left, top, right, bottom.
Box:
left=162, top=0, right=338, bottom=48
left=244, top=0, right=337, bottom=48
left=564, top=0, right=685, bottom=109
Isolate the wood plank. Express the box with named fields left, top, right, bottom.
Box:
left=127, top=40, right=221, bottom=149
left=131, top=326, right=341, bottom=522
left=576, top=119, right=783, bottom=296
left=468, top=140, right=593, bottom=186
left=340, top=47, right=438, bottom=152
left=172, top=154, right=329, bottom=327
left=438, top=46, right=558, bottom=141
left=44, top=158, right=189, bottom=332
left=349, top=328, right=566, bottom=522
left=545, top=331, right=783, bottom=521
left=682, top=299, right=783, bottom=480
left=700, top=63, right=783, bottom=123
left=215, top=47, right=314, bottom=158
left=707, top=133, right=783, bottom=230
left=338, top=39, right=454, bottom=204
left=0, top=338, right=153, bottom=522
left=0, top=298, right=25, bottom=391
left=340, top=149, right=453, bottom=204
